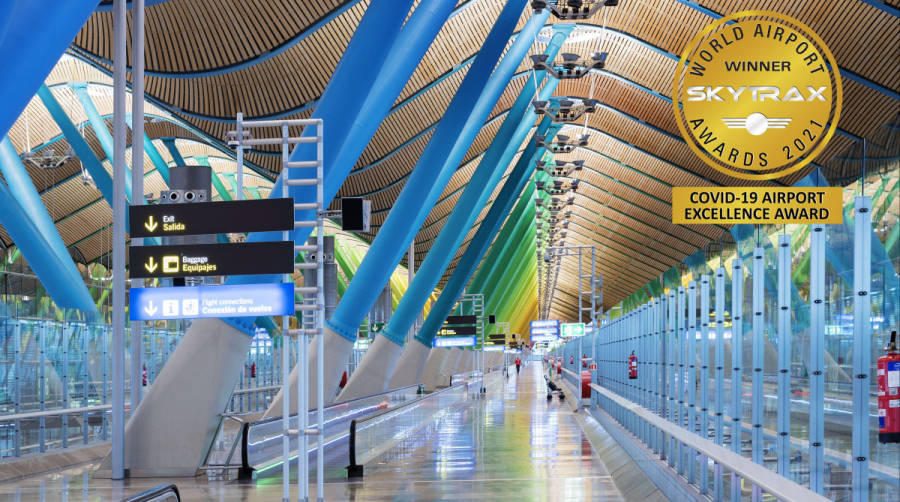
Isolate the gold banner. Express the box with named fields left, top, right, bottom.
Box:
left=672, top=187, right=843, bottom=224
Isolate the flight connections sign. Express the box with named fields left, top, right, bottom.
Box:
left=130, top=283, right=294, bottom=320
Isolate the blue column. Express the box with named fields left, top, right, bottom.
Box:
left=0, top=139, right=96, bottom=312
left=326, top=0, right=457, bottom=196
left=72, top=83, right=132, bottom=202
left=327, top=3, right=546, bottom=341
left=415, top=120, right=560, bottom=347
left=0, top=1, right=96, bottom=139
left=246, top=0, right=423, bottom=248
left=379, top=72, right=560, bottom=347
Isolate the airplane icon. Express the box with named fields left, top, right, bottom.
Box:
left=722, top=113, right=791, bottom=136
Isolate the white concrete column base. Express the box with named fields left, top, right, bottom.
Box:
left=97, top=318, right=250, bottom=477
left=387, top=339, right=431, bottom=389
left=418, top=348, right=447, bottom=390
left=335, top=335, right=403, bottom=402
left=436, top=348, right=464, bottom=388
left=263, top=327, right=353, bottom=418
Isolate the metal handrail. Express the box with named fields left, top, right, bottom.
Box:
left=0, top=404, right=113, bottom=421
left=123, top=483, right=180, bottom=502
left=231, top=385, right=281, bottom=396
left=558, top=367, right=828, bottom=502
left=347, top=381, right=471, bottom=478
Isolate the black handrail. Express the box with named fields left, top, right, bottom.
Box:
left=122, top=483, right=180, bottom=502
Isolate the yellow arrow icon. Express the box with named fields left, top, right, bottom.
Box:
left=145, top=256, right=158, bottom=273
left=144, top=215, right=158, bottom=232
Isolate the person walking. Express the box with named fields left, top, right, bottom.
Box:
left=515, top=356, right=521, bottom=374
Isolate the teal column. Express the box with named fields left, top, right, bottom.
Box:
left=415, top=120, right=560, bottom=346
left=37, top=84, right=113, bottom=205
left=0, top=138, right=96, bottom=312
left=161, top=138, right=186, bottom=165
left=125, top=114, right=170, bottom=183
left=472, top=189, right=540, bottom=294
left=194, top=155, right=232, bottom=201
left=379, top=72, right=559, bottom=346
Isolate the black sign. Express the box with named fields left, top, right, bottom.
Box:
left=487, top=340, right=505, bottom=346
left=445, top=315, right=476, bottom=325
left=487, top=334, right=506, bottom=340
left=129, top=199, right=294, bottom=238
left=129, top=241, right=294, bottom=279
left=437, top=325, right=477, bottom=336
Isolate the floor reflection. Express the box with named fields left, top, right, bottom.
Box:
left=0, top=363, right=623, bottom=501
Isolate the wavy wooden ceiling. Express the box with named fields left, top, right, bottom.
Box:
left=2, top=0, right=896, bottom=319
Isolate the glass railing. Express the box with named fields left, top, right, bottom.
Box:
left=347, top=381, right=473, bottom=477
left=239, top=384, right=422, bottom=478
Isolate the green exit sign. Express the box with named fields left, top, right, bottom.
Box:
left=561, top=323, right=585, bottom=338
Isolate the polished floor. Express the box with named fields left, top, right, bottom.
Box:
left=0, top=363, right=626, bottom=501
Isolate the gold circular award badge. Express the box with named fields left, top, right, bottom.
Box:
left=673, top=11, right=842, bottom=181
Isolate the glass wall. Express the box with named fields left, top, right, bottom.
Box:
left=0, top=264, right=282, bottom=459
left=588, top=158, right=898, bottom=499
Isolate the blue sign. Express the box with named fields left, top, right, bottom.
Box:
left=530, top=319, right=560, bottom=339
left=433, top=336, right=476, bottom=348
left=130, top=283, right=294, bottom=320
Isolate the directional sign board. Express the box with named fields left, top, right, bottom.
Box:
left=531, top=333, right=558, bottom=343
left=433, top=336, right=476, bottom=348
left=530, top=319, right=560, bottom=340
left=129, top=241, right=294, bottom=279
left=561, top=323, right=585, bottom=338
left=129, top=199, right=294, bottom=238
left=130, top=283, right=294, bottom=320
left=437, top=326, right=477, bottom=336
left=483, top=345, right=504, bottom=352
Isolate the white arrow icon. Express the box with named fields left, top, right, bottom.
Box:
left=144, top=300, right=158, bottom=317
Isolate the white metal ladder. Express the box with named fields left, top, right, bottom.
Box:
left=228, top=117, right=325, bottom=502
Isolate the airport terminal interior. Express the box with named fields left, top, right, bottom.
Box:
left=0, top=0, right=897, bottom=501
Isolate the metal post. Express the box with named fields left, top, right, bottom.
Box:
left=81, top=325, right=88, bottom=445
left=130, top=0, right=145, bottom=412
left=62, top=325, right=70, bottom=449
left=809, top=224, right=825, bottom=493
left=687, top=281, right=697, bottom=485
left=111, top=0, right=127, bottom=480
left=751, top=247, right=764, bottom=502
left=13, top=320, right=20, bottom=457
left=699, top=275, right=709, bottom=494
left=667, top=290, right=676, bottom=467
left=316, top=121, right=325, bottom=502
left=236, top=112, right=243, bottom=200
left=578, top=251, right=583, bottom=325
left=776, top=234, right=791, bottom=477
left=660, top=294, right=668, bottom=461
left=280, top=122, right=291, bottom=502
left=730, top=260, right=743, bottom=502
left=851, top=195, right=871, bottom=502
left=38, top=323, right=46, bottom=452
left=714, top=267, right=725, bottom=499
left=677, top=286, right=685, bottom=475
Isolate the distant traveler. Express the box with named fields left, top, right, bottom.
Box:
left=515, top=357, right=521, bottom=374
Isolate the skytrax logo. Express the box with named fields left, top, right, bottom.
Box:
left=672, top=11, right=842, bottom=181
